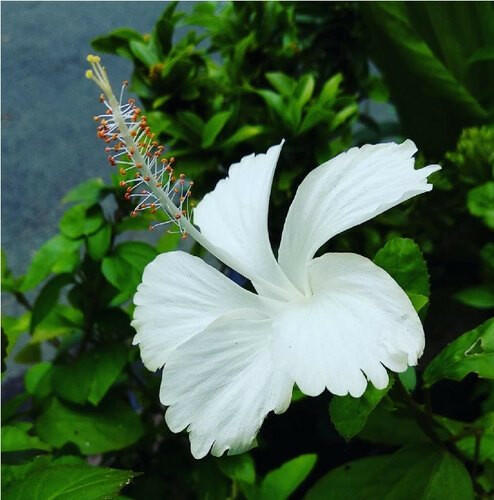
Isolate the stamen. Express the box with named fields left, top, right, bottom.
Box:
left=85, top=54, right=195, bottom=236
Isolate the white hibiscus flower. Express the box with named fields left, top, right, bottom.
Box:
left=132, top=140, right=440, bottom=458
left=85, top=55, right=440, bottom=459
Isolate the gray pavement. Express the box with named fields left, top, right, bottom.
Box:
left=1, top=1, right=194, bottom=278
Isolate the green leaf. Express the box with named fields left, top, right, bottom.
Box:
left=102, top=242, right=156, bottom=305
left=156, top=231, right=181, bottom=253
left=305, top=444, right=474, bottom=500
left=25, top=362, right=53, bottom=398
left=3, top=464, right=134, bottom=500
left=359, top=404, right=427, bottom=446
left=129, top=40, right=159, bottom=66
left=329, top=380, right=393, bottom=440
left=62, top=178, right=106, bottom=205
left=455, top=285, right=494, bottom=309
left=2, top=422, right=51, bottom=452
left=31, top=305, right=83, bottom=343
left=361, top=2, right=490, bottom=155
left=319, top=73, right=343, bottom=104
left=91, top=27, right=143, bottom=58
left=299, top=106, right=334, bottom=135
left=217, top=454, right=256, bottom=485
left=265, top=72, right=296, bottom=96
left=2, top=313, right=30, bottom=356
left=398, top=366, right=417, bottom=392
left=374, top=237, right=430, bottom=299
left=1, top=249, right=19, bottom=292
left=222, top=125, right=265, bottom=148
left=30, top=274, right=72, bottom=333
left=21, top=235, right=82, bottom=291
left=2, top=393, right=30, bottom=424
left=202, top=110, right=233, bottom=148
left=467, top=181, right=494, bottom=229
left=87, top=223, right=112, bottom=261
left=154, top=2, right=182, bottom=56
left=36, top=398, right=143, bottom=455
left=52, top=344, right=128, bottom=406
left=423, top=318, right=494, bottom=386
left=260, top=454, right=317, bottom=500
left=177, top=110, right=205, bottom=134
left=294, top=74, right=315, bottom=109
left=59, top=204, right=105, bottom=240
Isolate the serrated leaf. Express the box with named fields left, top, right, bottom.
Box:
left=36, top=398, right=143, bottom=455
left=305, top=444, right=474, bottom=500
left=3, top=464, right=134, bottom=500
left=423, top=318, right=494, bottom=386
left=467, top=181, right=494, bottom=229
left=21, top=235, right=82, bottom=291
left=374, top=237, right=430, bottom=300
left=52, top=344, right=128, bottom=406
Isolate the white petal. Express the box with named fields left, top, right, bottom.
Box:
left=272, top=253, right=424, bottom=398
left=161, top=312, right=293, bottom=458
left=278, top=140, right=441, bottom=292
left=194, top=141, right=299, bottom=301
left=132, top=251, right=265, bottom=371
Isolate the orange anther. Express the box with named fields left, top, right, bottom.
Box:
left=130, top=210, right=137, bottom=217
left=120, top=168, right=127, bottom=175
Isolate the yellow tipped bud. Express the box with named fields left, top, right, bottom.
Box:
left=85, top=69, right=94, bottom=79
left=86, top=54, right=101, bottom=63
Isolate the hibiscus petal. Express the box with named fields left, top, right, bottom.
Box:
left=132, top=251, right=265, bottom=371
left=278, top=140, right=441, bottom=292
left=161, top=312, right=293, bottom=458
left=272, top=252, right=424, bottom=398
left=194, top=141, right=299, bottom=301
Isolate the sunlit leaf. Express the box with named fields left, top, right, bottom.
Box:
left=424, top=318, right=494, bottom=386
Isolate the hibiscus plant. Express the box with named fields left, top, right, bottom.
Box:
left=2, top=2, right=493, bottom=499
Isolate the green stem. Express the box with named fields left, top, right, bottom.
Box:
left=14, top=291, right=32, bottom=311
left=394, top=378, right=468, bottom=463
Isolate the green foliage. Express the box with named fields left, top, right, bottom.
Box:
left=424, top=318, right=494, bottom=387
left=3, top=2, right=494, bottom=497
left=305, top=445, right=474, bottom=500
left=36, top=398, right=144, bottom=455
left=361, top=2, right=494, bottom=155
left=329, top=380, right=393, bottom=441
left=102, top=242, right=156, bottom=305
left=257, top=454, right=317, bottom=500
left=374, top=237, right=430, bottom=312
left=2, top=463, right=134, bottom=500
